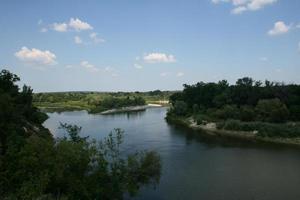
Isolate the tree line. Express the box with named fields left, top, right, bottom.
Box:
left=169, top=77, right=300, bottom=123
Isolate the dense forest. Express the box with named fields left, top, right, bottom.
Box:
left=33, top=90, right=173, bottom=113
left=0, top=69, right=161, bottom=199
left=168, top=77, right=300, bottom=138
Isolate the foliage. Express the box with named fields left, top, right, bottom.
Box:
left=170, top=101, right=188, bottom=116
left=0, top=69, right=161, bottom=199
left=217, top=120, right=300, bottom=138
left=255, top=98, right=289, bottom=123
left=33, top=90, right=175, bottom=113
left=91, top=96, right=146, bottom=113
left=168, top=77, right=300, bottom=138
left=169, top=77, right=300, bottom=122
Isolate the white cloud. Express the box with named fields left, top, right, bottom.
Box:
left=298, top=42, right=300, bottom=52
left=52, top=22, right=68, bottom=32
left=134, top=64, right=143, bottom=69
left=80, top=61, right=99, bottom=72
left=268, top=21, right=290, bottom=36
left=176, top=72, right=184, bottom=77
left=89, top=32, right=105, bottom=44
left=49, top=18, right=93, bottom=32
left=143, top=53, right=176, bottom=63
left=15, top=47, right=56, bottom=65
left=212, top=0, right=277, bottom=14
left=247, top=0, right=277, bottom=10
left=231, top=6, right=247, bottom=14
left=74, top=36, right=83, bottom=44
left=69, top=18, right=93, bottom=32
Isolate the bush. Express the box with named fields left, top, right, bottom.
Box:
left=256, top=98, right=289, bottom=123
left=213, top=105, right=240, bottom=120
left=195, top=114, right=210, bottom=125
left=171, top=101, right=188, bottom=116
left=218, top=119, right=300, bottom=138
left=239, top=106, right=256, bottom=121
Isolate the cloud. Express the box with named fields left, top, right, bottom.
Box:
left=176, top=72, right=184, bottom=77
left=74, top=36, right=83, bottom=44
left=15, top=47, right=56, bottom=65
left=80, top=61, right=99, bottom=72
left=268, top=21, right=290, bottom=36
left=52, top=22, right=68, bottom=32
left=48, top=18, right=93, bottom=32
left=212, top=0, right=277, bottom=14
left=247, top=0, right=277, bottom=10
left=231, top=6, right=247, bottom=14
left=134, top=64, right=143, bottom=69
left=143, top=53, right=176, bottom=63
left=298, top=42, right=300, bottom=52
left=89, top=32, right=105, bottom=44
left=69, top=18, right=93, bottom=31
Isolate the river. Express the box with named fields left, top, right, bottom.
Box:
left=43, top=107, right=300, bottom=200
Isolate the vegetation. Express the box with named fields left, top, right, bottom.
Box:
left=90, top=96, right=146, bottom=113
left=168, top=77, right=300, bottom=138
left=33, top=90, right=173, bottom=113
left=0, top=69, right=161, bottom=199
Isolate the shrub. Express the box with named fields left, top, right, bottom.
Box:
left=213, top=105, right=240, bottom=120
left=172, top=101, right=188, bottom=116
left=256, top=98, right=289, bottom=123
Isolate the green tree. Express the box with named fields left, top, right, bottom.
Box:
left=0, top=69, right=161, bottom=199
left=172, top=101, right=188, bottom=116
left=256, top=98, right=289, bottom=123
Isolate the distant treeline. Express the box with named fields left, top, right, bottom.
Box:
left=33, top=90, right=173, bottom=104
left=169, top=77, right=300, bottom=122
left=33, top=90, right=174, bottom=112
left=90, top=96, right=146, bottom=113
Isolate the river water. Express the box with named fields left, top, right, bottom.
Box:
left=43, top=107, right=300, bottom=200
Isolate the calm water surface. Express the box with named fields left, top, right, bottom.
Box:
left=44, top=107, right=300, bottom=200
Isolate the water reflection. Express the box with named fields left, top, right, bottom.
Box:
left=44, top=107, right=300, bottom=200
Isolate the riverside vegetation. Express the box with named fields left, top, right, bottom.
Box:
left=0, top=69, right=161, bottom=200
left=33, top=90, right=173, bottom=113
left=166, top=77, right=300, bottom=145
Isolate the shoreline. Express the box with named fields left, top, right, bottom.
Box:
left=39, top=104, right=165, bottom=114
left=166, top=115, right=300, bottom=148
left=100, top=104, right=162, bottom=115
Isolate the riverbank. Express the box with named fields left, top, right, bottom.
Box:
left=100, top=104, right=162, bottom=114
left=37, top=103, right=164, bottom=114
left=165, top=115, right=300, bottom=148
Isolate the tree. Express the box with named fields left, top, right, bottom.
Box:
left=172, top=101, right=188, bottom=116
left=0, top=69, right=161, bottom=199
left=256, top=98, right=289, bottom=123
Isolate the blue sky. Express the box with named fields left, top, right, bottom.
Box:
left=0, top=0, right=299, bottom=92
